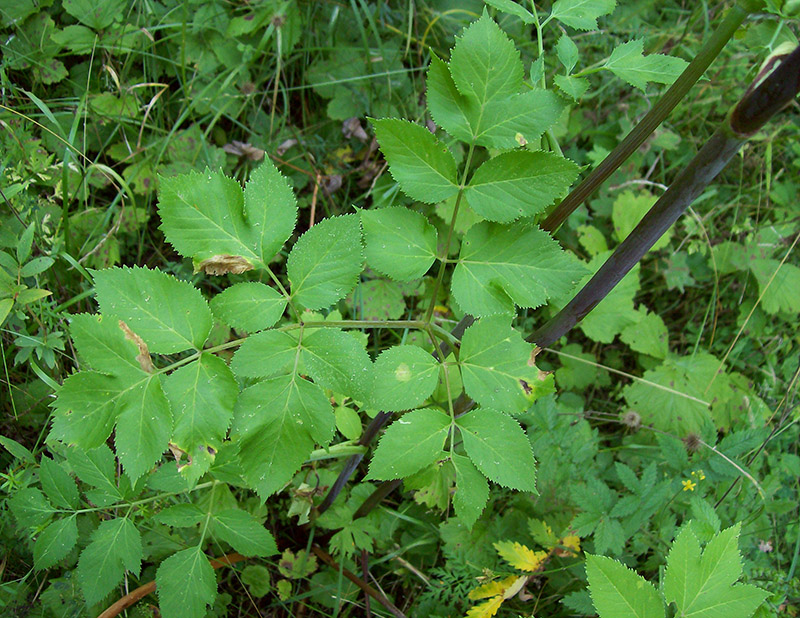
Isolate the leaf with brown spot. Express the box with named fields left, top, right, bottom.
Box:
left=118, top=320, right=155, bottom=373
left=196, top=254, right=254, bottom=275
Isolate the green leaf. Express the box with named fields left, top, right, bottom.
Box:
left=9, top=488, right=55, bottom=528
left=68, top=314, right=142, bottom=376
left=301, top=328, right=374, bottom=401
left=460, top=316, right=551, bottom=413
left=664, top=524, right=768, bottom=618
left=63, top=0, right=126, bottom=29
left=612, top=190, right=672, bottom=250
left=34, top=516, right=79, bottom=570
left=66, top=445, right=122, bottom=504
left=231, top=329, right=297, bottom=379
left=114, top=375, right=173, bottom=481
left=77, top=518, right=142, bottom=606
left=484, top=0, right=536, bottom=23
left=457, top=408, right=537, bottom=492
left=154, top=503, right=205, bottom=527
left=210, top=282, right=287, bottom=332
left=17, top=223, right=34, bottom=263
left=450, top=13, right=523, bottom=108
left=163, top=354, right=238, bottom=478
left=156, top=546, right=216, bottom=618
left=212, top=509, right=278, bottom=557
left=465, top=151, right=579, bottom=223
left=158, top=162, right=297, bottom=270
left=555, top=74, right=590, bottom=100
left=749, top=259, right=800, bottom=315
left=93, top=266, right=212, bottom=354
left=0, top=298, right=12, bottom=326
left=360, top=207, right=438, bottom=281
left=426, top=54, right=474, bottom=143
left=366, top=408, right=451, bottom=480
left=451, top=454, right=489, bottom=529
left=604, top=39, right=688, bottom=91
left=288, top=214, right=363, bottom=310
left=620, top=311, right=668, bottom=358
left=350, top=279, right=407, bottom=321
left=50, top=372, right=122, bottom=448
left=370, top=345, right=440, bottom=412
left=372, top=119, right=458, bottom=203
left=452, top=222, right=587, bottom=316
left=232, top=375, right=332, bottom=498
left=586, top=554, right=665, bottom=618
left=0, top=436, right=35, bottom=463
left=335, top=405, right=362, bottom=440
left=549, top=0, right=616, bottom=30
left=556, top=35, right=580, bottom=73
left=39, top=457, right=79, bottom=510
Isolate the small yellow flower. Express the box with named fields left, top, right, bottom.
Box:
left=691, top=469, right=706, bottom=481
left=682, top=479, right=697, bottom=492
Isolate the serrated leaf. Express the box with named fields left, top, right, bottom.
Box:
left=476, top=89, right=565, bottom=149
left=0, top=436, right=35, bottom=463
left=34, top=516, right=78, bottom=570
left=231, top=329, right=297, bottom=379
left=612, top=190, right=674, bottom=251
left=620, top=311, right=668, bottom=358
left=372, top=119, right=458, bottom=203
left=350, top=279, right=407, bottom=320
left=451, top=454, right=489, bottom=529
left=366, top=408, right=451, bottom=480
left=550, top=0, right=616, bottom=30
left=163, top=354, right=237, bottom=477
left=232, top=375, right=332, bottom=498
left=50, top=372, right=123, bottom=448
left=457, top=408, right=537, bottom=492
left=453, top=221, right=586, bottom=316
left=749, top=259, right=800, bottom=315
left=556, top=34, right=580, bottom=73
left=114, top=375, right=172, bottom=481
left=360, top=207, right=438, bottom=280
left=555, top=74, right=590, bottom=100
left=158, top=162, right=296, bottom=270
left=93, top=266, right=212, bottom=354
left=210, top=282, right=287, bottom=332
left=466, top=151, right=579, bottom=224
left=664, top=524, right=768, bottom=618
left=154, top=503, right=205, bottom=527
left=494, top=540, right=548, bottom=572
left=39, top=457, right=78, bottom=510
left=156, top=546, right=216, bottom=618
left=77, top=517, right=142, bottom=606
left=604, top=39, right=688, bottom=91
left=288, top=215, right=363, bottom=310
left=427, top=54, right=474, bottom=143
left=586, top=554, right=665, bottom=618
left=68, top=314, right=141, bottom=376
left=460, top=316, right=551, bottom=413
left=370, top=345, right=440, bottom=411
left=484, top=0, right=536, bottom=23
left=65, top=445, right=122, bottom=502
left=212, top=509, right=278, bottom=557
left=450, top=13, right=523, bottom=107
left=301, top=328, right=374, bottom=401
left=466, top=596, right=504, bottom=618
left=9, top=487, right=55, bottom=528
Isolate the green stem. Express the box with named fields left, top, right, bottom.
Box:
left=308, top=443, right=367, bottom=461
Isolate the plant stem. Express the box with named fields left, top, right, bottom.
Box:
left=541, top=1, right=755, bottom=233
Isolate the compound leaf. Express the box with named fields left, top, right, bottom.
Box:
left=452, top=222, right=586, bottom=316
left=93, top=266, right=212, bottom=354
left=66, top=445, right=122, bottom=502
left=372, top=119, right=458, bottom=203
left=451, top=454, right=489, bottom=529
left=586, top=554, right=665, bottom=618
left=212, top=509, right=278, bottom=557
left=210, top=282, right=287, bottom=332
left=77, top=517, right=142, bottom=606
left=34, top=515, right=79, bottom=570
left=301, top=328, right=374, bottom=401
left=457, top=408, right=537, bottom=492
left=288, top=215, right=363, bottom=310
left=156, top=546, right=216, bottom=618
left=360, top=207, right=438, bottom=281
left=231, top=329, right=297, bottom=379
left=370, top=345, right=440, bottom=412
left=367, top=408, right=451, bottom=480
left=466, top=151, right=579, bottom=224
left=604, top=39, right=688, bottom=91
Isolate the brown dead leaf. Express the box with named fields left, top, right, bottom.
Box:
left=119, top=320, right=155, bottom=373
left=196, top=254, right=254, bottom=275
left=222, top=140, right=265, bottom=161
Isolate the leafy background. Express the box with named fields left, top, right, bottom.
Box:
left=1, top=0, right=799, bottom=617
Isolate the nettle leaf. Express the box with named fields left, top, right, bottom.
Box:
left=93, top=266, right=212, bottom=354
left=460, top=316, right=552, bottom=413
left=370, top=345, right=440, bottom=412
left=549, top=0, right=616, bottom=30
left=39, top=457, right=78, bottom=510
left=158, top=161, right=297, bottom=271
left=231, top=329, right=297, bottom=379
left=604, top=39, right=688, bottom=91
left=210, top=282, right=287, bottom=332
left=367, top=408, right=451, bottom=480
left=664, top=524, right=768, bottom=618
left=288, top=214, right=364, bottom=310
left=163, top=353, right=238, bottom=478
left=465, top=151, right=579, bottom=223
left=586, top=554, right=665, bottom=618
left=34, top=515, right=79, bottom=570
left=301, top=328, right=374, bottom=401
left=452, top=222, right=587, bottom=316
left=69, top=314, right=142, bottom=377
left=456, top=408, right=537, bottom=492
left=360, top=207, right=438, bottom=281
left=212, top=509, right=278, bottom=557
left=232, top=375, right=333, bottom=498
left=156, top=546, right=216, bottom=618
left=77, top=517, right=142, bottom=606
left=451, top=454, right=489, bottom=529
left=373, top=118, right=460, bottom=203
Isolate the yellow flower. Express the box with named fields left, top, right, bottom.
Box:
left=691, top=469, right=706, bottom=480
left=682, top=479, right=697, bottom=492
